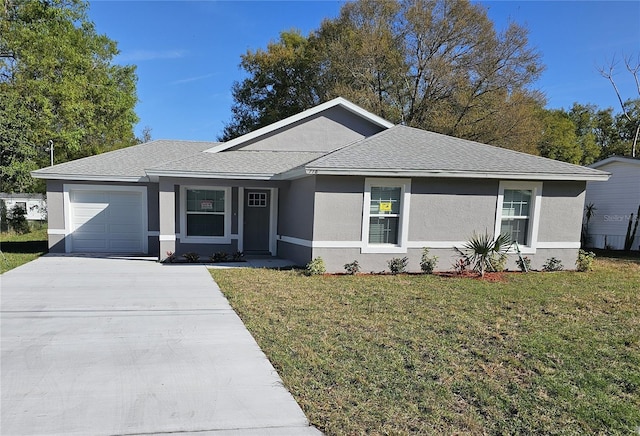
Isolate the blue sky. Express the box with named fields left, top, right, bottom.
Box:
left=88, top=1, right=640, bottom=141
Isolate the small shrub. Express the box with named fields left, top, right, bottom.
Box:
left=420, top=248, right=438, bottom=274
left=305, top=257, right=326, bottom=276
left=387, top=256, right=408, bottom=274
left=0, top=200, right=8, bottom=232
left=576, top=249, right=596, bottom=272
left=542, top=257, right=563, bottom=272
left=344, top=260, right=361, bottom=275
left=490, top=254, right=507, bottom=272
left=182, top=252, right=200, bottom=263
left=7, top=204, right=29, bottom=234
left=452, top=258, right=469, bottom=275
left=163, top=251, right=176, bottom=263
left=231, top=251, right=244, bottom=262
left=516, top=256, right=531, bottom=272
left=210, top=251, right=229, bottom=263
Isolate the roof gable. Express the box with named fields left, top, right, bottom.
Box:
left=205, top=97, right=394, bottom=153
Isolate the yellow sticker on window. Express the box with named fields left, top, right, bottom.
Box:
left=379, top=202, right=392, bottom=212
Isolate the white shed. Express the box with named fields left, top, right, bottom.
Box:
left=0, top=193, right=47, bottom=221
left=585, top=157, right=640, bottom=250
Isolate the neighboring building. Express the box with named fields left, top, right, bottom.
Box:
left=32, top=98, right=609, bottom=271
left=0, top=193, right=47, bottom=221
left=585, top=156, right=640, bottom=250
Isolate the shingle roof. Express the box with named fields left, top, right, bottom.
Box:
left=146, top=151, right=325, bottom=178
left=32, top=140, right=217, bottom=180
left=306, top=125, right=608, bottom=180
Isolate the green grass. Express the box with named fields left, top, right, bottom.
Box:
left=211, top=258, right=640, bottom=435
left=0, top=227, right=48, bottom=274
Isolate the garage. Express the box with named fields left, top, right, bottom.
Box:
left=65, top=186, right=147, bottom=253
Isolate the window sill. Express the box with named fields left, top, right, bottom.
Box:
left=361, top=244, right=407, bottom=254
left=179, top=235, right=232, bottom=245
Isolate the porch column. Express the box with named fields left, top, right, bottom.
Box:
left=158, top=178, right=176, bottom=261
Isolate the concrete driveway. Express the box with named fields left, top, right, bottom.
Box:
left=1, top=255, right=320, bottom=435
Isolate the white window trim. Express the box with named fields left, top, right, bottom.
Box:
left=180, top=185, right=232, bottom=244
left=494, top=181, right=542, bottom=254
left=361, top=178, right=411, bottom=254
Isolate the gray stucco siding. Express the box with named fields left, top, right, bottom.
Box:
left=277, top=240, right=312, bottom=267
left=537, top=181, right=586, bottom=243
left=313, top=176, right=364, bottom=241
left=315, top=247, right=580, bottom=273
left=46, top=180, right=65, bottom=234
left=409, top=178, right=498, bottom=242
left=235, top=106, right=385, bottom=152
left=278, top=176, right=316, bottom=241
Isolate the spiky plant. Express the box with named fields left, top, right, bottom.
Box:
left=456, top=232, right=512, bottom=277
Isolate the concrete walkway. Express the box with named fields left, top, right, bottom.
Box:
left=1, top=255, right=320, bottom=435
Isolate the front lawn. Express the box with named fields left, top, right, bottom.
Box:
left=0, top=228, right=48, bottom=274
left=211, top=258, right=640, bottom=435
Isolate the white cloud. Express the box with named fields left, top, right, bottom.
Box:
left=171, top=73, right=217, bottom=85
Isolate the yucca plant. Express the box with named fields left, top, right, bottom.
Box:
left=455, top=231, right=512, bottom=277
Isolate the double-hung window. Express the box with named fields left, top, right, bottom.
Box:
left=369, top=187, right=402, bottom=244
left=362, top=178, right=411, bottom=253
left=185, top=189, right=226, bottom=237
left=495, top=181, right=542, bottom=251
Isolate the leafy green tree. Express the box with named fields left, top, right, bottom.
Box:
left=0, top=0, right=138, bottom=192
left=220, top=30, right=324, bottom=140
left=223, top=0, right=545, bottom=154
left=538, top=109, right=582, bottom=164
left=567, top=103, right=602, bottom=165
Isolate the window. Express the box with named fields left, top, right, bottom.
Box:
left=501, top=189, right=531, bottom=245
left=369, top=186, right=401, bottom=244
left=185, top=189, right=225, bottom=237
left=495, top=181, right=542, bottom=251
left=247, top=192, right=267, bottom=207
left=362, top=178, right=411, bottom=253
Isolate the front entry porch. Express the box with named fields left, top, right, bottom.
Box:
left=157, top=179, right=280, bottom=261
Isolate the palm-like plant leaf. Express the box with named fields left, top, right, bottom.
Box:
left=459, top=231, right=512, bottom=277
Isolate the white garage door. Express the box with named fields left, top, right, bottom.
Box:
left=68, top=188, right=146, bottom=253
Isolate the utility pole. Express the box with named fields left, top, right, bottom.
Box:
left=45, top=140, right=54, bottom=166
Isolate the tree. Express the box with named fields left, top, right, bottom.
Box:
left=138, top=126, right=153, bottom=144
left=598, top=55, right=640, bottom=157
left=0, top=0, right=138, bottom=192
left=538, top=109, right=582, bottom=164
left=222, top=0, right=546, bottom=154
left=220, top=30, right=324, bottom=140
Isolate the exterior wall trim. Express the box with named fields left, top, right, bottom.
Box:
left=47, top=228, right=66, bottom=235
left=278, top=237, right=580, bottom=251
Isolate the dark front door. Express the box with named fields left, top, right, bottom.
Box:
left=243, top=190, right=271, bottom=254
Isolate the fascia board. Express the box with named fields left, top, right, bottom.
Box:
left=30, top=172, right=147, bottom=182
left=204, top=97, right=395, bottom=153
left=589, top=156, right=640, bottom=169
left=273, top=166, right=309, bottom=180
left=305, top=168, right=611, bottom=182
left=144, top=169, right=274, bottom=180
